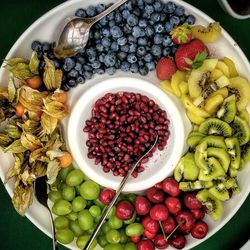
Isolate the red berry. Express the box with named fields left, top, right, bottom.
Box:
left=142, top=216, right=160, bottom=234
left=130, top=236, right=141, bottom=243
left=150, top=204, right=169, bottom=221
left=169, top=234, right=186, bottom=249
left=170, top=23, right=193, bottom=45
left=115, top=200, right=134, bottom=220
left=162, top=215, right=176, bottom=234
left=135, top=196, right=151, bottom=216
left=143, top=229, right=157, bottom=240
left=191, top=221, right=208, bottom=239
left=156, top=58, right=177, bottom=80
left=146, top=187, right=165, bottom=203
left=190, top=209, right=205, bottom=220
left=154, top=234, right=169, bottom=249
left=137, top=239, right=155, bottom=250
left=99, top=188, right=116, bottom=205
left=184, top=193, right=202, bottom=210
left=176, top=211, right=196, bottom=234
left=162, top=178, right=180, bottom=197
left=154, top=181, right=163, bottom=189
left=164, top=197, right=182, bottom=214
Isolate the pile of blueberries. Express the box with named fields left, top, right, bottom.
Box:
left=31, top=0, right=195, bottom=91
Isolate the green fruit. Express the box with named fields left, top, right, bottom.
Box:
left=54, top=216, right=70, bottom=230
left=196, top=189, right=223, bottom=221
left=174, top=157, right=184, bottom=182
left=207, top=147, right=230, bottom=172
left=89, top=205, right=102, bottom=218
left=209, top=183, right=229, bottom=201
left=183, top=152, right=199, bottom=181
left=108, top=216, right=123, bottom=229
left=124, top=211, right=136, bottom=225
left=48, top=190, right=63, bottom=203
left=76, top=235, right=97, bottom=250
left=66, top=169, right=85, bottom=186
left=67, top=211, right=78, bottom=221
left=225, top=137, right=241, bottom=170
left=52, top=200, right=72, bottom=216
left=125, top=223, right=144, bottom=237
left=55, top=229, right=74, bottom=244
left=179, top=180, right=213, bottom=191
left=241, top=141, right=250, bottom=162
left=69, top=220, right=84, bottom=237
left=72, top=196, right=87, bottom=212
left=80, top=180, right=100, bottom=200
left=94, top=198, right=106, bottom=209
left=78, top=210, right=94, bottom=230
left=217, top=95, right=237, bottom=123
left=200, top=135, right=227, bottom=149
left=119, top=229, right=128, bottom=243
left=104, top=243, right=124, bottom=250
left=59, top=165, right=74, bottom=181
left=106, top=229, right=121, bottom=244
left=199, top=118, right=232, bottom=137
left=107, top=206, right=116, bottom=219
left=62, top=186, right=76, bottom=201
left=124, top=242, right=137, bottom=250
left=101, top=222, right=111, bottom=234
left=231, top=116, right=250, bottom=145
left=98, top=235, right=108, bottom=247
left=187, top=131, right=205, bottom=149
left=195, top=141, right=208, bottom=169
left=126, top=193, right=137, bottom=203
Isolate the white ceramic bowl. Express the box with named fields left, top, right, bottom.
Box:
left=67, top=77, right=185, bottom=192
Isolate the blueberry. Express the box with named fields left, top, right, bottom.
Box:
left=53, top=59, right=61, bottom=69
left=83, top=71, right=93, bottom=80
left=114, top=60, right=121, bottom=69
left=38, top=60, right=45, bottom=72
left=99, top=54, right=105, bottom=63
left=172, top=46, right=177, bottom=54
left=83, top=65, right=93, bottom=71
left=42, top=42, right=51, bottom=54
left=139, top=66, right=149, bottom=76
left=127, top=14, right=139, bottom=27
left=137, top=46, right=147, bottom=57
left=76, top=56, right=86, bottom=64
left=63, top=57, right=76, bottom=72
left=76, top=76, right=85, bottom=85
left=145, top=26, right=154, bottom=37
left=154, top=23, right=165, bottom=33
left=109, top=20, right=116, bottom=28
left=153, top=1, right=163, bottom=12
left=94, top=68, right=105, bottom=75
left=132, top=26, right=145, bottom=38
left=107, top=12, right=115, bottom=21
left=163, top=47, right=171, bottom=57
left=145, top=5, right=154, bottom=16
left=146, top=61, right=156, bottom=71
left=124, top=2, right=133, bottom=11
left=138, top=19, right=147, bottom=28
left=31, top=40, right=42, bottom=52
left=104, top=52, right=117, bottom=67
left=117, top=37, right=128, bottom=46
left=151, top=13, right=161, bottom=23
left=101, top=37, right=111, bottom=48
left=174, top=5, right=185, bottom=16
left=67, top=69, right=79, bottom=78
left=128, top=35, right=137, bottom=44
left=151, top=45, right=162, bottom=57
left=138, top=37, right=148, bottom=46
left=106, top=67, right=116, bottom=75
left=92, top=61, right=101, bottom=69
left=123, top=24, right=133, bottom=34
left=129, top=44, right=137, bottom=53
left=111, top=41, right=119, bottom=52
left=96, top=43, right=104, bottom=52
left=86, top=47, right=97, bottom=58
left=61, top=83, right=70, bottom=92
left=137, top=0, right=145, bottom=8
left=74, top=62, right=82, bottom=71
left=164, top=1, right=176, bottom=14
left=86, top=5, right=96, bottom=17
left=130, top=63, right=139, bottom=73
left=145, top=0, right=154, bottom=4
left=117, top=51, right=127, bottom=61
left=94, top=31, right=101, bottom=40
left=154, top=34, right=163, bottom=45
left=102, top=28, right=111, bottom=37
left=110, top=26, right=123, bottom=38
left=122, top=9, right=130, bottom=19
left=162, top=35, right=172, bottom=46
left=170, top=16, right=180, bottom=27
left=96, top=4, right=106, bottom=13
left=127, top=54, right=138, bottom=64
left=165, top=22, right=174, bottom=32
left=68, top=79, right=77, bottom=88
left=75, top=8, right=87, bottom=17
left=115, top=13, right=123, bottom=23
left=120, top=45, right=130, bottom=53
left=121, top=61, right=130, bottom=72
left=186, top=14, right=196, bottom=25
left=99, top=17, right=108, bottom=26
left=144, top=53, right=153, bottom=62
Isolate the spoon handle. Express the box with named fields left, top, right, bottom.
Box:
left=91, top=0, right=128, bottom=24
left=48, top=208, right=59, bottom=250
left=83, top=136, right=158, bottom=250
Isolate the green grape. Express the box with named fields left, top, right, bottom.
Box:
left=59, top=165, right=74, bottom=181
left=106, top=229, right=121, bottom=244
left=55, top=229, right=74, bottom=244
left=94, top=198, right=106, bottom=209
left=107, top=206, right=116, bottom=219
left=69, top=220, right=84, bottom=237
left=76, top=235, right=97, bottom=250
left=101, top=222, right=111, bottom=234
left=108, top=216, right=123, bottom=230
left=97, top=235, right=108, bottom=248
left=104, top=243, right=124, bottom=250
left=125, top=223, right=144, bottom=237
left=124, top=242, right=137, bottom=250
left=67, top=211, right=78, bottom=221
left=62, top=186, right=76, bottom=201
left=124, top=211, right=136, bottom=225
left=72, top=196, right=87, bottom=212
left=78, top=210, right=94, bottom=230
left=52, top=200, right=72, bottom=216
left=66, top=169, right=85, bottom=186
left=48, top=190, right=62, bottom=203
left=89, top=205, right=101, bottom=218
left=54, top=216, right=70, bottom=230
left=80, top=180, right=100, bottom=200
left=119, top=229, right=128, bottom=244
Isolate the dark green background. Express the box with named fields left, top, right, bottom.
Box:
left=0, top=0, right=249, bottom=249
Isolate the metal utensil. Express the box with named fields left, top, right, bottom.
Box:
left=34, top=176, right=58, bottom=250
left=83, top=136, right=159, bottom=250
left=54, top=0, right=128, bottom=58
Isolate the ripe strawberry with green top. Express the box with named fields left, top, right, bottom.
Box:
left=156, top=58, right=177, bottom=80
left=175, top=39, right=209, bottom=71
left=171, top=23, right=193, bottom=44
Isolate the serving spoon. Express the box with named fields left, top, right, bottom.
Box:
left=54, top=0, right=128, bottom=58
left=83, top=136, right=159, bottom=250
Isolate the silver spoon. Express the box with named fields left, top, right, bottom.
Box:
left=83, top=136, right=159, bottom=250
left=54, top=0, right=128, bottom=58
left=34, top=176, right=58, bottom=250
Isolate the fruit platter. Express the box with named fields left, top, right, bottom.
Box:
left=0, top=0, right=250, bottom=250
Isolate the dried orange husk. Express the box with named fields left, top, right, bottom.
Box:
left=19, top=119, right=40, bottom=133
left=4, top=139, right=27, bottom=153
left=5, top=57, right=29, bottom=66
left=0, top=132, right=12, bottom=147
left=5, top=120, right=21, bottom=139
left=29, top=51, right=39, bottom=75
left=8, top=75, right=16, bottom=102
left=0, top=109, right=5, bottom=123
left=29, top=148, right=46, bottom=163
left=6, top=62, right=34, bottom=80
left=43, top=97, right=68, bottom=119
left=46, top=159, right=60, bottom=185
left=19, top=86, right=48, bottom=112
left=41, top=112, right=58, bottom=135
left=0, top=87, right=8, bottom=99
left=20, top=132, right=42, bottom=151
left=30, top=161, right=46, bottom=178
left=19, top=167, right=36, bottom=186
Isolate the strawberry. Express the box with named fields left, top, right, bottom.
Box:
left=156, top=58, right=177, bottom=80
left=175, top=39, right=209, bottom=71
left=171, top=23, right=193, bottom=44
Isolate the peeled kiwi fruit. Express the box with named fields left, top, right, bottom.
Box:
left=241, top=142, right=250, bottom=162
left=179, top=180, right=213, bottom=191
left=217, top=95, right=237, bottom=123
left=200, top=135, right=226, bottom=149
left=225, top=137, right=241, bottom=170
left=187, top=131, right=205, bottom=149
left=174, top=157, right=184, bottom=182
left=194, top=141, right=208, bottom=169
left=183, top=152, right=200, bottom=181
left=196, top=189, right=223, bottom=221
left=199, top=118, right=232, bottom=137
left=207, top=147, right=230, bottom=172
left=209, top=183, right=229, bottom=201
left=231, top=116, right=250, bottom=145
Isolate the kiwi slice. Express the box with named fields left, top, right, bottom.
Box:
left=217, top=95, right=237, bottom=123
left=229, top=168, right=238, bottom=178
left=174, top=157, right=184, bottom=182
left=183, top=152, right=200, bottom=181
left=196, top=189, right=223, bottom=221
left=199, top=118, right=232, bottom=137
left=194, top=141, right=208, bottom=169
left=209, top=183, right=229, bottom=201
left=231, top=116, right=250, bottom=145
left=200, top=135, right=226, bottom=149
left=241, top=141, right=250, bottom=162
left=225, top=137, right=241, bottom=170
left=207, top=147, right=230, bottom=172
left=179, top=180, right=213, bottom=191
left=198, top=157, right=225, bottom=181
left=187, top=134, right=205, bottom=149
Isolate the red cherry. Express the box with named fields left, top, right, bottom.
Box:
left=176, top=211, right=195, bottom=234
left=162, top=178, right=180, bottom=197
left=191, top=221, right=208, bottom=239
left=137, top=239, right=155, bottom=250
left=162, top=215, right=176, bottom=234
left=190, top=209, right=205, bottom=220
left=150, top=204, right=169, bottom=221
left=135, top=196, right=151, bottom=216
left=154, top=234, right=169, bottom=249
left=130, top=236, right=141, bottom=243
left=99, top=188, right=115, bottom=205
left=164, top=197, right=182, bottom=214
left=143, top=229, right=157, bottom=240
left=184, top=193, right=202, bottom=209
left=115, top=200, right=134, bottom=220
left=146, top=187, right=164, bottom=203
left=142, top=216, right=160, bottom=234
left=169, top=233, right=186, bottom=249
left=154, top=181, right=163, bottom=189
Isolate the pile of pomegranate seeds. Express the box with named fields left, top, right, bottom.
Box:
left=83, top=92, right=170, bottom=177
